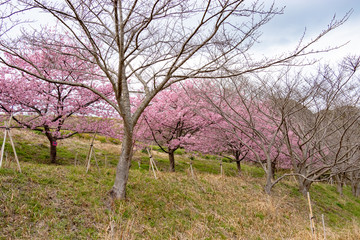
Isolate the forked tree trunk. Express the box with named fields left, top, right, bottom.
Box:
left=168, top=149, right=176, bottom=172
left=110, top=133, right=133, bottom=200
left=297, top=177, right=312, bottom=196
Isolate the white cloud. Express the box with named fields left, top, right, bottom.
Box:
left=251, top=0, right=360, bottom=63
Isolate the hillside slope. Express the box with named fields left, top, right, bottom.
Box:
left=0, top=129, right=360, bottom=239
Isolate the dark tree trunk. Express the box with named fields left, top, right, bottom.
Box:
left=236, top=160, right=241, bottom=176
left=110, top=133, right=133, bottom=200
left=50, top=142, right=57, bottom=164
left=233, top=151, right=244, bottom=177
left=44, top=130, right=57, bottom=164
left=169, top=149, right=175, bottom=172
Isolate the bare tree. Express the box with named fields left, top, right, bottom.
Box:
left=264, top=56, right=360, bottom=195
left=0, top=0, right=350, bottom=200
left=328, top=105, right=360, bottom=196
left=349, top=167, right=360, bottom=197
left=192, top=78, right=289, bottom=194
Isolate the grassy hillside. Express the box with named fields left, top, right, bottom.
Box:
left=1, top=129, right=360, bottom=239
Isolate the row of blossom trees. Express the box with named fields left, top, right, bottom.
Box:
left=137, top=56, right=360, bottom=196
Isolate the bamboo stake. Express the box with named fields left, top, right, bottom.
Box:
left=307, top=192, right=317, bottom=239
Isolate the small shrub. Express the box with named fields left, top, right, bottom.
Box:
left=97, top=136, right=107, bottom=143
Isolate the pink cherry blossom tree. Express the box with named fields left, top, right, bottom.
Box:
left=186, top=119, right=251, bottom=176
left=0, top=47, right=118, bottom=164
left=136, top=82, right=214, bottom=172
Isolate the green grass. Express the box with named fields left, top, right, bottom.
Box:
left=309, top=183, right=360, bottom=227
left=1, top=129, right=360, bottom=239
left=0, top=164, right=113, bottom=239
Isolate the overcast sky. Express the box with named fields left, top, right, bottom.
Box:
left=252, top=0, right=360, bottom=64
left=6, top=0, right=359, bottom=65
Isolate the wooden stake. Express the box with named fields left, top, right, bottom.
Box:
left=74, top=152, right=78, bottom=166
left=219, top=156, right=223, bottom=176
left=93, top=150, right=100, bottom=171
left=307, top=192, right=317, bottom=239
left=322, top=214, right=326, bottom=240
left=190, top=159, right=195, bottom=178
left=0, top=127, right=8, bottom=168
left=7, top=130, right=21, bottom=173
left=150, top=148, right=159, bottom=172
left=152, top=157, right=159, bottom=172
left=86, top=129, right=98, bottom=173
left=151, top=159, right=157, bottom=179
left=146, top=147, right=159, bottom=179
left=86, top=144, right=93, bottom=173
left=309, top=214, right=314, bottom=239
left=0, top=115, right=21, bottom=172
